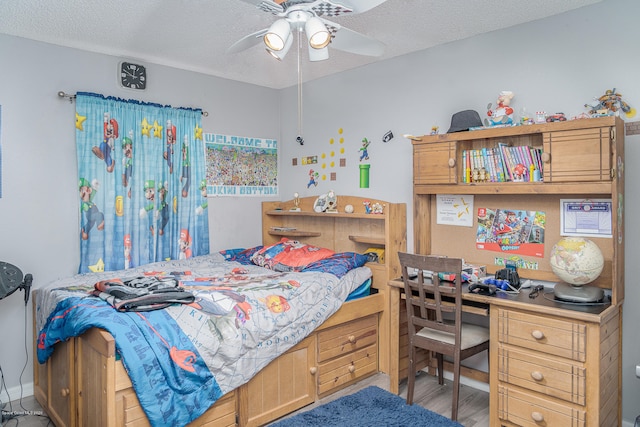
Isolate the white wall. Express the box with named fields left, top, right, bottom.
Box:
left=1, top=0, right=639, bottom=423
left=276, top=0, right=640, bottom=423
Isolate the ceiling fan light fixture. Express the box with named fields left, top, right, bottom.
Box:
left=266, top=33, right=293, bottom=60
left=305, top=17, right=330, bottom=49
left=264, top=19, right=290, bottom=51
left=308, top=44, right=329, bottom=61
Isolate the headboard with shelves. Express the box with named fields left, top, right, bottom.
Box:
left=262, top=196, right=406, bottom=290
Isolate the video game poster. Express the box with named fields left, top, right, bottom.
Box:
left=476, top=207, right=546, bottom=258
left=204, top=133, right=278, bottom=197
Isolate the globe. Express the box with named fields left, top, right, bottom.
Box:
left=550, top=237, right=604, bottom=285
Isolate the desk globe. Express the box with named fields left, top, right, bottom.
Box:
left=550, top=237, right=605, bottom=302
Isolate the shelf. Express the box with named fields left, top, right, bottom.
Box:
left=349, top=235, right=385, bottom=245
left=266, top=210, right=385, bottom=220
left=414, top=181, right=612, bottom=196
left=268, top=230, right=321, bottom=238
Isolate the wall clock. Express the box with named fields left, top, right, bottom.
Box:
left=119, top=61, right=147, bottom=90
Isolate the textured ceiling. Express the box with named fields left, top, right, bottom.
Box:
left=0, top=0, right=602, bottom=89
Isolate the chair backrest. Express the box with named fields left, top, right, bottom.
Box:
left=398, top=252, right=464, bottom=347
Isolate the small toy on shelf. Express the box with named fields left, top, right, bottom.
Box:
left=546, top=112, right=567, bottom=123
left=325, top=190, right=338, bottom=213
left=585, top=88, right=636, bottom=118
left=290, top=192, right=301, bottom=212
left=535, top=111, right=547, bottom=124
left=372, top=202, right=385, bottom=214
left=485, top=91, right=515, bottom=127
left=363, top=200, right=372, bottom=214
left=430, top=126, right=439, bottom=135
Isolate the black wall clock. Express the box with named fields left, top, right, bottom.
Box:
left=119, top=61, right=147, bottom=90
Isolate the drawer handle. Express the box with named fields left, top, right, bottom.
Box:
left=531, top=411, right=544, bottom=422
left=348, top=335, right=356, bottom=344
left=531, top=330, right=545, bottom=340
left=348, top=364, right=356, bottom=373
left=60, top=388, right=70, bottom=397
left=530, top=371, right=544, bottom=381
left=309, top=367, right=317, bottom=375
left=448, top=158, right=456, bottom=168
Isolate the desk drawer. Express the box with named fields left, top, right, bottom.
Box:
left=317, top=315, right=377, bottom=362
left=498, top=384, right=585, bottom=427
left=498, top=345, right=586, bottom=405
left=496, top=308, right=586, bottom=362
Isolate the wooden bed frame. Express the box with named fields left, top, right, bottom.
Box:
left=33, top=195, right=406, bottom=427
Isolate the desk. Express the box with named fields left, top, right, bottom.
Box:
left=386, top=278, right=618, bottom=426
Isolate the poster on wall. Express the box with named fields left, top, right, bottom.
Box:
left=475, top=207, right=546, bottom=258
left=204, top=133, right=278, bottom=197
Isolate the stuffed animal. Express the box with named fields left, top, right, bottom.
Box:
left=486, top=91, right=515, bottom=126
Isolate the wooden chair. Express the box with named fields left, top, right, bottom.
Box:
left=398, top=252, right=489, bottom=421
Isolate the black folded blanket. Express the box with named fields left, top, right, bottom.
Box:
left=92, top=276, right=195, bottom=312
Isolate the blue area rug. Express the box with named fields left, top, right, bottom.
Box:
left=270, top=385, right=463, bottom=427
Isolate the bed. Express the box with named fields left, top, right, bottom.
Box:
left=33, top=195, right=406, bottom=427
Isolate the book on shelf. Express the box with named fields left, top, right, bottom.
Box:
left=270, top=226, right=297, bottom=231
left=462, top=143, right=544, bottom=183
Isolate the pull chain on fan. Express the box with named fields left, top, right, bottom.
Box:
left=297, top=28, right=304, bottom=145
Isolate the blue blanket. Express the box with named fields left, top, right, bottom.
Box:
left=38, top=297, right=222, bottom=425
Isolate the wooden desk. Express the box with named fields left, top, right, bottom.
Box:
left=386, top=278, right=618, bottom=426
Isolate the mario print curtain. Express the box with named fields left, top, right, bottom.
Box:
left=75, top=92, right=209, bottom=273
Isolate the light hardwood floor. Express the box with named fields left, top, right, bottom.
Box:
left=4, top=372, right=490, bottom=427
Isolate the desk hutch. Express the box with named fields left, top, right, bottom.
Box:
left=407, top=116, right=624, bottom=426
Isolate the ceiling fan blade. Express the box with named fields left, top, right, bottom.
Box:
left=337, top=0, right=388, bottom=14
left=237, top=0, right=284, bottom=15
left=227, top=28, right=269, bottom=54
left=326, top=23, right=385, bottom=57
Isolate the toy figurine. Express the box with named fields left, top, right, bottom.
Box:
left=363, top=200, right=372, bottom=214
left=585, top=88, right=636, bottom=118
left=430, top=126, right=439, bottom=135
left=485, top=91, right=515, bottom=127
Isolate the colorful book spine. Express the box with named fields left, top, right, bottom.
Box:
left=498, top=143, right=514, bottom=181
left=493, top=148, right=506, bottom=182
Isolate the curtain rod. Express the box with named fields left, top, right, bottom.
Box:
left=57, top=91, right=209, bottom=117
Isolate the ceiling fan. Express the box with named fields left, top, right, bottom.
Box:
left=228, top=0, right=388, bottom=61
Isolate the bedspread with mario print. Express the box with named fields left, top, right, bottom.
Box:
left=36, top=253, right=370, bottom=427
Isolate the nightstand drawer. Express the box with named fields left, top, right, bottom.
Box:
left=317, top=315, right=377, bottom=362
left=318, top=344, right=377, bottom=396
left=498, top=384, right=586, bottom=427
left=498, top=345, right=586, bottom=405
left=496, top=308, right=586, bottom=362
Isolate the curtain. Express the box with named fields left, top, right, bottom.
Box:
left=75, top=92, right=209, bottom=273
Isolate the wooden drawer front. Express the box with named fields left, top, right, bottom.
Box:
left=498, top=345, right=586, bottom=405
left=116, top=388, right=237, bottom=427
left=543, top=128, right=611, bottom=182
left=498, top=384, right=585, bottom=427
left=414, top=142, right=457, bottom=184
left=496, top=308, right=586, bottom=362
left=318, top=315, right=377, bottom=362
left=318, top=344, right=378, bottom=396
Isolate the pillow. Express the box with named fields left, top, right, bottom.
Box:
left=251, top=238, right=334, bottom=272
left=302, top=252, right=369, bottom=278
left=220, top=246, right=263, bottom=265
